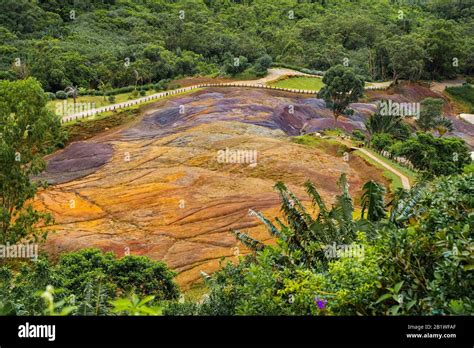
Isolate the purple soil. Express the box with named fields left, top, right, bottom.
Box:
left=122, top=88, right=377, bottom=139
left=37, top=142, right=113, bottom=184
left=366, top=82, right=474, bottom=147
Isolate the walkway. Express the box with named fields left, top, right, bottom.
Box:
left=352, top=147, right=411, bottom=190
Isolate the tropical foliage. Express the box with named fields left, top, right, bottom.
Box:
left=165, top=172, right=473, bottom=316
left=389, top=132, right=471, bottom=177
left=0, top=78, right=65, bottom=244
left=0, top=249, right=179, bottom=315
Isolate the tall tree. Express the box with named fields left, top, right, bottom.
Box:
left=386, top=35, right=426, bottom=83
left=318, top=65, right=364, bottom=126
left=0, top=78, right=62, bottom=243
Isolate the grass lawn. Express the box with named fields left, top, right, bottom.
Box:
left=268, top=76, right=375, bottom=91
left=47, top=89, right=160, bottom=115
left=268, top=77, right=324, bottom=91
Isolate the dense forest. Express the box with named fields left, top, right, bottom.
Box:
left=1, top=0, right=473, bottom=94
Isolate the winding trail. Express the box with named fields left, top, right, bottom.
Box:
left=352, top=147, right=411, bottom=190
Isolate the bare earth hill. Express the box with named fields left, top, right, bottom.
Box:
left=35, top=88, right=391, bottom=287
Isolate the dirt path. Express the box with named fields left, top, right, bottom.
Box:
left=353, top=147, right=411, bottom=190
left=430, top=78, right=466, bottom=94
left=233, top=68, right=317, bottom=85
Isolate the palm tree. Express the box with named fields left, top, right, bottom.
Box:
left=233, top=174, right=371, bottom=268
left=360, top=180, right=386, bottom=222
left=133, top=69, right=142, bottom=89
left=433, top=117, right=453, bottom=137
left=64, top=85, right=79, bottom=104
left=365, top=104, right=406, bottom=145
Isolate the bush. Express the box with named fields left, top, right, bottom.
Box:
left=253, top=54, right=273, bottom=76
left=352, top=130, right=365, bottom=141
left=108, top=95, right=116, bottom=103
left=139, top=89, right=146, bottom=96
left=371, top=133, right=394, bottom=151
left=55, top=90, right=67, bottom=99
left=389, top=132, right=471, bottom=176
left=0, top=249, right=180, bottom=315
left=45, top=92, right=56, bottom=100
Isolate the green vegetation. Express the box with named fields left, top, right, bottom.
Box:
left=446, top=84, right=474, bottom=113
left=319, top=65, right=364, bottom=125
left=417, top=97, right=444, bottom=131
left=0, top=249, right=178, bottom=315
left=165, top=173, right=473, bottom=315
left=1, top=0, right=472, bottom=95
left=365, top=105, right=412, bottom=145
left=389, top=133, right=471, bottom=177
left=269, top=76, right=324, bottom=91
left=0, top=78, right=66, bottom=244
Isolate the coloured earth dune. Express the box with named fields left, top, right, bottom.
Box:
left=35, top=88, right=397, bottom=287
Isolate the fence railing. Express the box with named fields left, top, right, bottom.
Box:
left=60, top=81, right=390, bottom=123
left=376, top=149, right=415, bottom=171
left=60, top=83, right=320, bottom=123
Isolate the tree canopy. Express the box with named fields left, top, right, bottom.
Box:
left=0, top=0, right=472, bottom=93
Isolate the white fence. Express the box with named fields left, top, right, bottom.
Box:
left=60, top=83, right=319, bottom=123
left=61, top=81, right=390, bottom=123
left=377, top=149, right=415, bottom=171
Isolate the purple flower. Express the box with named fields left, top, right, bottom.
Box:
left=315, top=297, right=327, bottom=310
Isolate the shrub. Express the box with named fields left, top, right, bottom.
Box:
left=389, top=132, right=471, bottom=176
left=55, top=90, right=67, bottom=99
left=371, top=133, right=394, bottom=151
left=0, top=249, right=180, bottom=315
left=45, top=92, right=56, bottom=100
left=130, top=89, right=139, bottom=98
left=352, top=130, right=365, bottom=141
